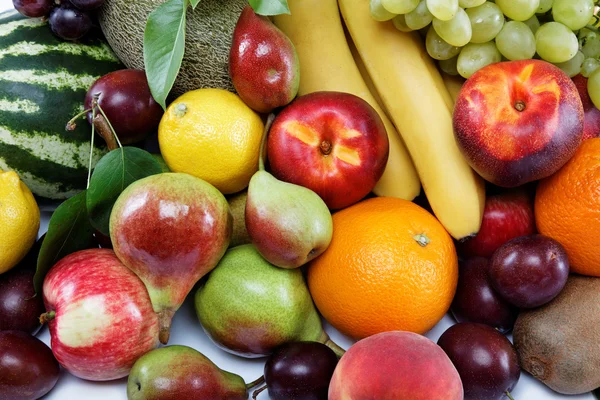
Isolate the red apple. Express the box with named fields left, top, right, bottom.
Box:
left=458, top=189, right=535, bottom=258
left=454, top=60, right=584, bottom=187
left=267, top=91, right=389, bottom=210
left=42, top=249, right=159, bottom=381
left=572, top=74, right=600, bottom=140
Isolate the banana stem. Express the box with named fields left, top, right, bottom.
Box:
left=258, top=114, right=276, bottom=171
left=245, top=376, right=265, bottom=390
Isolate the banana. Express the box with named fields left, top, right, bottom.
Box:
left=338, top=0, right=485, bottom=240
left=273, top=0, right=420, bottom=201
left=442, top=72, right=466, bottom=104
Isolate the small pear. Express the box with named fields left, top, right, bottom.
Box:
left=127, top=345, right=247, bottom=400
left=246, top=116, right=333, bottom=269
left=195, top=244, right=338, bottom=358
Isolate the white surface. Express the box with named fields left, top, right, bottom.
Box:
left=1, top=0, right=595, bottom=397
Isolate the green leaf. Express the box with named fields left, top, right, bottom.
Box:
left=34, top=191, right=95, bottom=294
left=189, top=0, right=200, bottom=8
left=86, top=147, right=162, bottom=236
left=144, top=0, right=188, bottom=110
left=249, top=0, right=290, bottom=15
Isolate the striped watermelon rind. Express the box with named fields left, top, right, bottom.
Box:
left=0, top=10, right=124, bottom=199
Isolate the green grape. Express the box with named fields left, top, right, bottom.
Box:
left=587, top=67, right=600, bottom=109
left=426, top=0, right=459, bottom=21
left=582, top=57, right=600, bottom=77
left=496, top=0, right=540, bottom=21
left=392, top=14, right=414, bottom=31
left=552, top=0, right=594, bottom=31
left=535, top=22, right=579, bottom=63
left=370, top=0, right=397, bottom=21
left=466, top=2, right=505, bottom=44
left=553, top=51, right=585, bottom=77
left=495, top=21, right=536, bottom=60
left=426, top=25, right=462, bottom=59
left=537, top=0, right=553, bottom=13
left=457, top=42, right=502, bottom=78
left=523, top=15, right=540, bottom=34
left=439, top=55, right=460, bottom=75
left=382, top=0, right=420, bottom=14
left=432, top=8, right=472, bottom=47
left=459, top=0, right=485, bottom=7
left=579, top=28, right=600, bottom=59
left=406, top=0, right=433, bottom=29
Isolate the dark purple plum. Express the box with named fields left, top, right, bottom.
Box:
left=69, top=0, right=105, bottom=10
left=489, top=235, right=569, bottom=309
left=84, top=69, right=164, bottom=145
left=0, top=331, right=60, bottom=400
left=0, top=236, right=45, bottom=334
left=48, top=3, right=92, bottom=41
left=438, top=323, right=520, bottom=400
left=451, top=257, right=518, bottom=333
left=12, top=0, right=52, bottom=17
left=257, top=341, right=338, bottom=400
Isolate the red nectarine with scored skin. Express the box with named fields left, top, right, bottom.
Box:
left=267, top=91, right=389, bottom=210
left=454, top=59, right=584, bottom=188
left=328, top=331, right=463, bottom=400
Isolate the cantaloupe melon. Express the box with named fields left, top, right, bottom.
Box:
left=98, top=0, right=246, bottom=98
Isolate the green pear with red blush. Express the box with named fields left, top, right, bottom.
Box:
left=127, top=345, right=247, bottom=400
left=110, top=173, right=232, bottom=345
left=194, top=244, right=338, bottom=358
left=229, top=6, right=300, bottom=113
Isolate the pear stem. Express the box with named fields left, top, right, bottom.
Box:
left=245, top=376, right=265, bottom=390
left=506, top=391, right=515, bottom=400
left=39, top=311, right=56, bottom=325
left=318, top=330, right=346, bottom=358
left=251, top=384, right=268, bottom=399
left=157, top=309, right=175, bottom=345
left=258, top=114, right=276, bottom=172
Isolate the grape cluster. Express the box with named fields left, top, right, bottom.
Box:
left=13, top=0, right=105, bottom=41
left=371, top=0, right=600, bottom=96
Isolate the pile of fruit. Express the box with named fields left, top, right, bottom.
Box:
left=1, top=0, right=600, bottom=399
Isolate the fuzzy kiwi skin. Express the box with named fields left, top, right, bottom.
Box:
left=513, top=275, right=600, bottom=395
left=98, top=0, right=246, bottom=99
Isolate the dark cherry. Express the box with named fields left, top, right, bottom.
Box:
left=12, top=0, right=53, bottom=17
left=84, top=69, right=164, bottom=145
left=68, top=0, right=105, bottom=11
left=48, top=3, right=92, bottom=41
left=259, top=341, right=338, bottom=400
left=0, top=236, right=45, bottom=334
left=489, top=234, right=569, bottom=309
left=451, top=257, right=518, bottom=333
left=0, top=331, right=60, bottom=400
left=438, top=323, right=520, bottom=400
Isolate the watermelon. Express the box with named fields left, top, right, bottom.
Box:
left=0, top=10, right=124, bottom=199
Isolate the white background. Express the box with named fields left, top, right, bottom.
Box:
left=0, top=0, right=595, bottom=398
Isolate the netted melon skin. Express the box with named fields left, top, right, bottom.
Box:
left=98, top=0, right=246, bottom=98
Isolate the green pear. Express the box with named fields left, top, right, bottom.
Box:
left=127, top=345, right=247, bottom=400
left=194, top=244, right=326, bottom=358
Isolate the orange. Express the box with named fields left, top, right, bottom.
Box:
left=307, top=197, right=458, bottom=340
left=535, top=138, right=600, bottom=277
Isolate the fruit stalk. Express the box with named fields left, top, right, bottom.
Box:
left=158, top=309, right=176, bottom=345
left=318, top=330, right=346, bottom=358
left=39, top=311, right=55, bottom=324
left=258, top=114, right=276, bottom=171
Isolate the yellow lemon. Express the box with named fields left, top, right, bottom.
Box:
left=0, top=171, right=40, bottom=274
left=158, top=89, right=264, bottom=194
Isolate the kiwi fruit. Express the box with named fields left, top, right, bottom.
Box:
left=513, top=275, right=600, bottom=395
left=98, top=0, right=246, bottom=98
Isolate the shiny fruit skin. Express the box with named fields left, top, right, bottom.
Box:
left=268, top=91, right=389, bottom=210
left=572, top=74, right=600, bottom=140
left=48, top=4, right=92, bottom=41
left=0, top=331, right=60, bottom=400
left=229, top=6, right=300, bottom=113
left=265, top=342, right=338, bottom=400
left=438, top=323, right=520, bottom=400
left=12, top=0, right=52, bottom=17
left=0, top=236, right=44, bottom=334
left=489, top=234, right=569, bottom=308
left=85, top=69, right=163, bottom=145
left=459, top=189, right=535, bottom=258
left=454, top=59, right=584, bottom=187
left=451, top=257, right=518, bottom=333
